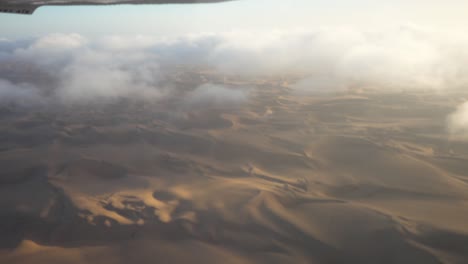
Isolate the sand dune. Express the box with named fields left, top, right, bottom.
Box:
left=1, top=73, right=468, bottom=263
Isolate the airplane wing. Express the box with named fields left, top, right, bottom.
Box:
left=0, top=0, right=233, bottom=15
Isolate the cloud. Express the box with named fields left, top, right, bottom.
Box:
left=30, top=33, right=86, bottom=51
left=185, top=83, right=248, bottom=109
left=1, top=34, right=167, bottom=105
left=56, top=49, right=164, bottom=104
left=0, top=79, right=43, bottom=107
left=0, top=26, right=467, bottom=107
left=199, top=27, right=467, bottom=92
left=291, top=76, right=348, bottom=95
left=146, top=27, right=468, bottom=91
left=447, top=101, right=468, bottom=138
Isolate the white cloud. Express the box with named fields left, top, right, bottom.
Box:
left=447, top=102, right=468, bottom=138
left=185, top=83, right=248, bottom=109
left=96, top=35, right=161, bottom=51
left=1, top=27, right=468, bottom=106
left=0, top=79, right=43, bottom=106
left=30, top=33, right=86, bottom=51
left=57, top=49, right=164, bottom=103
left=14, top=33, right=87, bottom=61
left=145, top=27, right=468, bottom=91
left=291, top=75, right=348, bottom=95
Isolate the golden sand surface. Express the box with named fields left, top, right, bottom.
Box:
left=1, top=76, right=467, bottom=264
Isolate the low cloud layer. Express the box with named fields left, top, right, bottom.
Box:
left=185, top=83, right=248, bottom=109
left=1, top=26, right=468, bottom=107
left=447, top=101, right=468, bottom=138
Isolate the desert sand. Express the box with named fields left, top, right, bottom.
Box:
left=0, top=70, right=468, bottom=264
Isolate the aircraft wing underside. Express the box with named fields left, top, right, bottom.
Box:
left=0, top=0, right=233, bottom=15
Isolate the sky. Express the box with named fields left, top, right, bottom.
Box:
left=1, top=0, right=468, bottom=38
